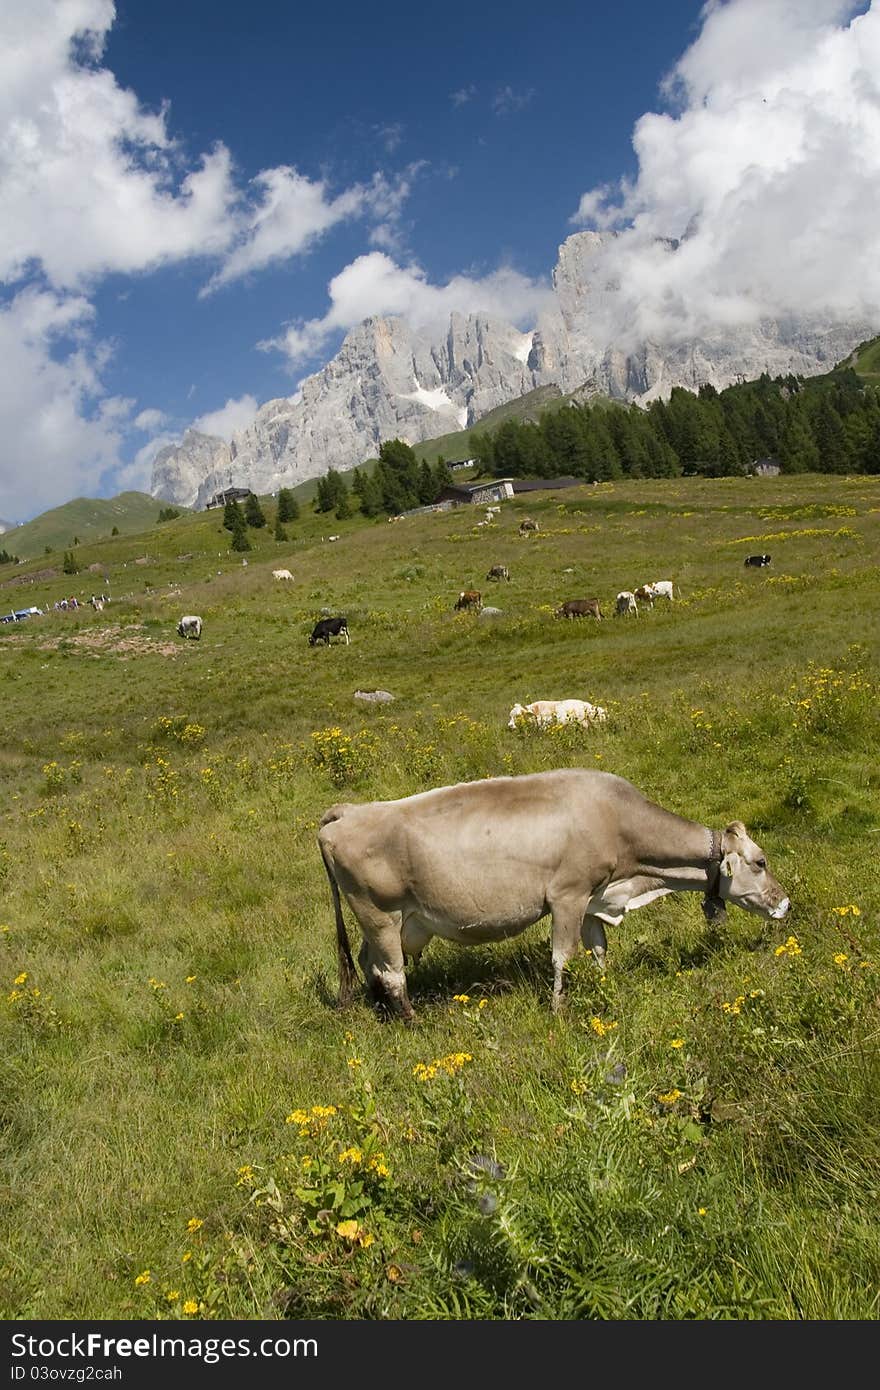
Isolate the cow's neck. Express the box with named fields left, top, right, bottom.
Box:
left=632, top=825, right=723, bottom=897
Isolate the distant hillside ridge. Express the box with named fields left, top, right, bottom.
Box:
left=2, top=492, right=183, bottom=561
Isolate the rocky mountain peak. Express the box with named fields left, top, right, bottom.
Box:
left=152, top=232, right=877, bottom=508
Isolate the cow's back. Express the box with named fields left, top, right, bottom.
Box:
left=321, top=768, right=637, bottom=905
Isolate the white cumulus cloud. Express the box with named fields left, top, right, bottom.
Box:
left=0, top=0, right=409, bottom=515
left=262, top=252, right=552, bottom=367
left=191, top=395, right=259, bottom=440
left=570, top=0, right=880, bottom=345
left=133, top=408, right=167, bottom=431
left=0, top=0, right=239, bottom=290
left=201, top=169, right=366, bottom=295
left=0, top=288, right=127, bottom=520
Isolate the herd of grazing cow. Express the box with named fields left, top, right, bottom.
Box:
left=451, top=578, right=676, bottom=623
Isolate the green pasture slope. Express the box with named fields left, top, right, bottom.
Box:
left=1, top=491, right=168, bottom=561
left=1, top=472, right=879, bottom=1320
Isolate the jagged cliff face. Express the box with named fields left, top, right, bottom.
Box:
left=152, top=232, right=876, bottom=507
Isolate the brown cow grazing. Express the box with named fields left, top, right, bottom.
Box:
left=556, top=598, right=603, bottom=620
left=318, top=768, right=791, bottom=1020
left=486, top=565, right=510, bottom=582
left=454, top=590, right=482, bottom=611
left=518, top=518, right=538, bottom=537
left=634, top=584, right=655, bottom=609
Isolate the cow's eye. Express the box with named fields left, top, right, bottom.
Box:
left=756, top=858, right=766, bottom=870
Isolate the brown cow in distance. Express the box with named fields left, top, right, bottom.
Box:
left=454, top=590, right=482, bottom=611
left=556, top=598, right=603, bottom=620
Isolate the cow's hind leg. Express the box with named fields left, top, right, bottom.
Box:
left=581, top=915, right=608, bottom=971
left=349, top=897, right=413, bottom=1022
left=549, top=900, right=588, bottom=1013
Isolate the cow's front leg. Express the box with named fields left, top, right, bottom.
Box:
left=549, top=902, right=586, bottom=1013
left=581, top=914, right=608, bottom=971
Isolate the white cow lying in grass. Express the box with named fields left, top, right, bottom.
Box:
left=273, top=569, right=294, bottom=581
left=508, top=699, right=607, bottom=730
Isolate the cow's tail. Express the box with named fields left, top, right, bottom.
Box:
left=318, top=806, right=359, bottom=1008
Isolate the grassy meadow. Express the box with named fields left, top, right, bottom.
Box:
left=1, top=472, right=879, bottom=1321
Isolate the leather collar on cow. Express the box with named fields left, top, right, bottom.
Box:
left=701, top=828, right=725, bottom=923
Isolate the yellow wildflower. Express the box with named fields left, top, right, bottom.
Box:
left=338, top=1146, right=363, bottom=1166
left=185, top=975, right=197, bottom=984
left=658, top=1089, right=682, bottom=1105
left=358, top=1232, right=375, bottom=1249
left=286, top=1109, right=309, bottom=1126
left=347, top=1057, right=363, bottom=1069
left=669, top=1038, right=685, bottom=1049
left=174, top=1012, right=184, bottom=1021
left=182, top=1300, right=199, bottom=1315
left=774, top=935, right=802, bottom=957
left=589, top=1016, right=618, bottom=1037
left=186, top=1218, right=203, bottom=1233
left=478, top=999, right=488, bottom=1009
left=134, top=1270, right=151, bottom=1286
left=165, top=1290, right=180, bottom=1302
left=181, top=1252, right=192, bottom=1263
left=336, top=1220, right=360, bottom=1240
left=13, top=972, right=28, bottom=986
left=833, top=953, right=849, bottom=967
left=452, top=994, right=470, bottom=1004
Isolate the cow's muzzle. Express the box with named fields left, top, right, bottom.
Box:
left=769, top=896, right=791, bottom=920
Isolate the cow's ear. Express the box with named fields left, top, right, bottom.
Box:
left=722, top=821, right=747, bottom=854
left=720, top=851, right=739, bottom=879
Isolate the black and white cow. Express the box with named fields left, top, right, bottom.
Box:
left=309, top=617, right=350, bottom=646
left=176, top=615, right=202, bottom=640
left=744, top=555, right=772, bottom=567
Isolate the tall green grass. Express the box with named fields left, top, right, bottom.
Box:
left=0, top=473, right=878, bottom=1319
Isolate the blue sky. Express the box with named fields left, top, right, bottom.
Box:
left=1, top=0, right=877, bottom=522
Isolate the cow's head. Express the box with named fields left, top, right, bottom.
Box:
left=508, top=703, right=526, bottom=729
left=717, top=821, right=790, bottom=920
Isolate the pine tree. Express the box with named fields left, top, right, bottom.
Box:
left=226, top=498, right=250, bottom=549
left=223, top=498, right=238, bottom=531
left=62, top=550, right=79, bottom=574
left=433, top=458, right=453, bottom=493
left=357, top=471, right=384, bottom=517
left=469, top=431, right=495, bottom=473
left=315, top=469, right=347, bottom=513
left=244, top=493, right=267, bottom=528
left=274, top=518, right=288, bottom=542
left=812, top=396, right=850, bottom=474
left=335, top=481, right=353, bottom=520
left=276, top=488, right=299, bottom=522
left=376, top=440, right=420, bottom=512
left=230, top=513, right=251, bottom=551
left=417, top=459, right=436, bottom=505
